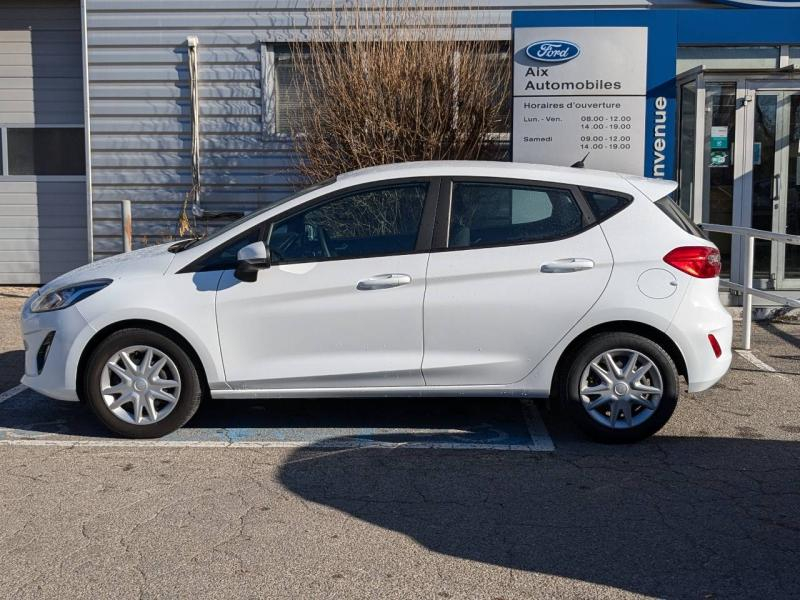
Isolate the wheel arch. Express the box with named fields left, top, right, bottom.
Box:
left=549, top=320, right=688, bottom=399
left=76, top=319, right=211, bottom=402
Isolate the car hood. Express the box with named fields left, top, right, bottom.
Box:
left=39, top=243, right=176, bottom=294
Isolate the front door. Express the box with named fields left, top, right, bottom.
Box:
left=215, top=181, right=434, bottom=390
left=742, top=83, right=800, bottom=289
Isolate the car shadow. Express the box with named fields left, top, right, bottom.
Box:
left=277, top=432, right=800, bottom=599
left=3, top=389, right=798, bottom=596
left=0, top=350, right=24, bottom=392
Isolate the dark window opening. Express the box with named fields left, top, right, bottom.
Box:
left=7, top=128, right=85, bottom=176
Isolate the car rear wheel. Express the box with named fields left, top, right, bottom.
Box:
left=561, top=332, right=679, bottom=443
left=84, top=328, right=203, bottom=438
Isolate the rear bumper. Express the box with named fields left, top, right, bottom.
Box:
left=667, top=278, right=733, bottom=394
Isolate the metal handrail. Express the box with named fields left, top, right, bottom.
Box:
left=700, top=223, right=800, bottom=350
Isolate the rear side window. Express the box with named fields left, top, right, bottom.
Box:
left=582, top=190, right=631, bottom=221
left=655, top=196, right=707, bottom=239
left=448, top=182, right=584, bottom=249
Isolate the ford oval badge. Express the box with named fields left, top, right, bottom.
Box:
left=525, top=40, right=581, bottom=63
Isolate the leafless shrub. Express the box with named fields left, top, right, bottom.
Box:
left=289, top=0, right=510, bottom=183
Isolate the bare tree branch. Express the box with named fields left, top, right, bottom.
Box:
left=289, top=0, right=511, bottom=184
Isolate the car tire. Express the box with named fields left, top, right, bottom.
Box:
left=84, top=328, right=203, bottom=438
left=561, top=332, right=679, bottom=443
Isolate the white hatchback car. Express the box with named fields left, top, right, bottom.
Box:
left=21, top=161, right=732, bottom=442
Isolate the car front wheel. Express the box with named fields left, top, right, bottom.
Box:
left=562, top=332, right=680, bottom=443
left=84, top=328, right=203, bottom=438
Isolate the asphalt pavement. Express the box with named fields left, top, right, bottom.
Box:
left=1, top=288, right=798, bottom=599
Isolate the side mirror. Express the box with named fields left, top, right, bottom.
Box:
left=234, top=241, right=270, bottom=282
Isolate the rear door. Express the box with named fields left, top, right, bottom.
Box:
left=422, top=178, right=613, bottom=386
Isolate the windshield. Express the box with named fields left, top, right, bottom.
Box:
left=172, top=178, right=335, bottom=251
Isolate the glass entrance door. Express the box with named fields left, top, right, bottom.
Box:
left=776, top=92, right=800, bottom=287
left=742, top=84, right=800, bottom=290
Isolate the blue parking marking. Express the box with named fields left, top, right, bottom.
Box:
left=0, top=388, right=553, bottom=451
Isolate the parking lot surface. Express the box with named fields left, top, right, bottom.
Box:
left=1, top=288, right=799, bottom=599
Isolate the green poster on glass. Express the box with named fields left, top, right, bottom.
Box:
left=711, top=126, right=729, bottom=150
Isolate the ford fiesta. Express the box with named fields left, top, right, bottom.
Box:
left=21, top=161, right=732, bottom=442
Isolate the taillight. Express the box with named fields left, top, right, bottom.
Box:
left=663, top=246, right=721, bottom=278
left=708, top=333, right=722, bottom=358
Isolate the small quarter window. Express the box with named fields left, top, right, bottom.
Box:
left=583, top=190, right=631, bottom=221
left=448, top=182, right=583, bottom=249
left=655, top=196, right=707, bottom=239
left=196, top=227, right=263, bottom=272
left=7, top=128, right=85, bottom=176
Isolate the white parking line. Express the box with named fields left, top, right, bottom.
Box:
left=0, top=437, right=553, bottom=451
left=0, top=388, right=554, bottom=452
left=735, top=350, right=788, bottom=381
left=521, top=399, right=555, bottom=451
left=0, top=384, right=26, bottom=405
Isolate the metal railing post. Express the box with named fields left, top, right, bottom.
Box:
left=699, top=223, right=800, bottom=345
left=742, top=234, right=754, bottom=351
left=121, top=199, right=132, bottom=253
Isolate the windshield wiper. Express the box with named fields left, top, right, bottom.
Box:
left=168, top=236, right=202, bottom=253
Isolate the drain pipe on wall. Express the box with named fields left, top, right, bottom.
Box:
left=179, top=35, right=244, bottom=232
left=187, top=35, right=203, bottom=218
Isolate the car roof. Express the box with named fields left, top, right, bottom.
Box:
left=336, top=161, right=676, bottom=201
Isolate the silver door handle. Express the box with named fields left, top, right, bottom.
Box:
left=540, top=258, right=595, bottom=273
left=356, top=273, right=412, bottom=290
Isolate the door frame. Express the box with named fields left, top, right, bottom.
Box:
left=678, top=70, right=800, bottom=290
left=739, top=82, right=800, bottom=289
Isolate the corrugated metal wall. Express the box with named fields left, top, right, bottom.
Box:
left=84, top=0, right=710, bottom=259
left=0, top=0, right=87, bottom=283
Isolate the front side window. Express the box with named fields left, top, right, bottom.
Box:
left=268, top=183, right=428, bottom=262
left=448, top=182, right=583, bottom=249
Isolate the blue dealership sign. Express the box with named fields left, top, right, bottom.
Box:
left=511, top=8, right=800, bottom=180
left=715, top=0, right=800, bottom=6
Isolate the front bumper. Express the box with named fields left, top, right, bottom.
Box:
left=20, top=301, right=96, bottom=402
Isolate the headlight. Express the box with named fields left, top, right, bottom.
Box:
left=30, top=279, right=112, bottom=313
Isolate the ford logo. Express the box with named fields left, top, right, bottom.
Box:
left=525, top=40, right=581, bottom=63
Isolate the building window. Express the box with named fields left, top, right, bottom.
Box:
left=273, top=48, right=312, bottom=136
left=5, top=127, right=85, bottom=176
left=791, top=46, right=800, bottom=67
left=267, top=44, right=511, bottom=144
left=676, top=46, right=781, bottom=74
